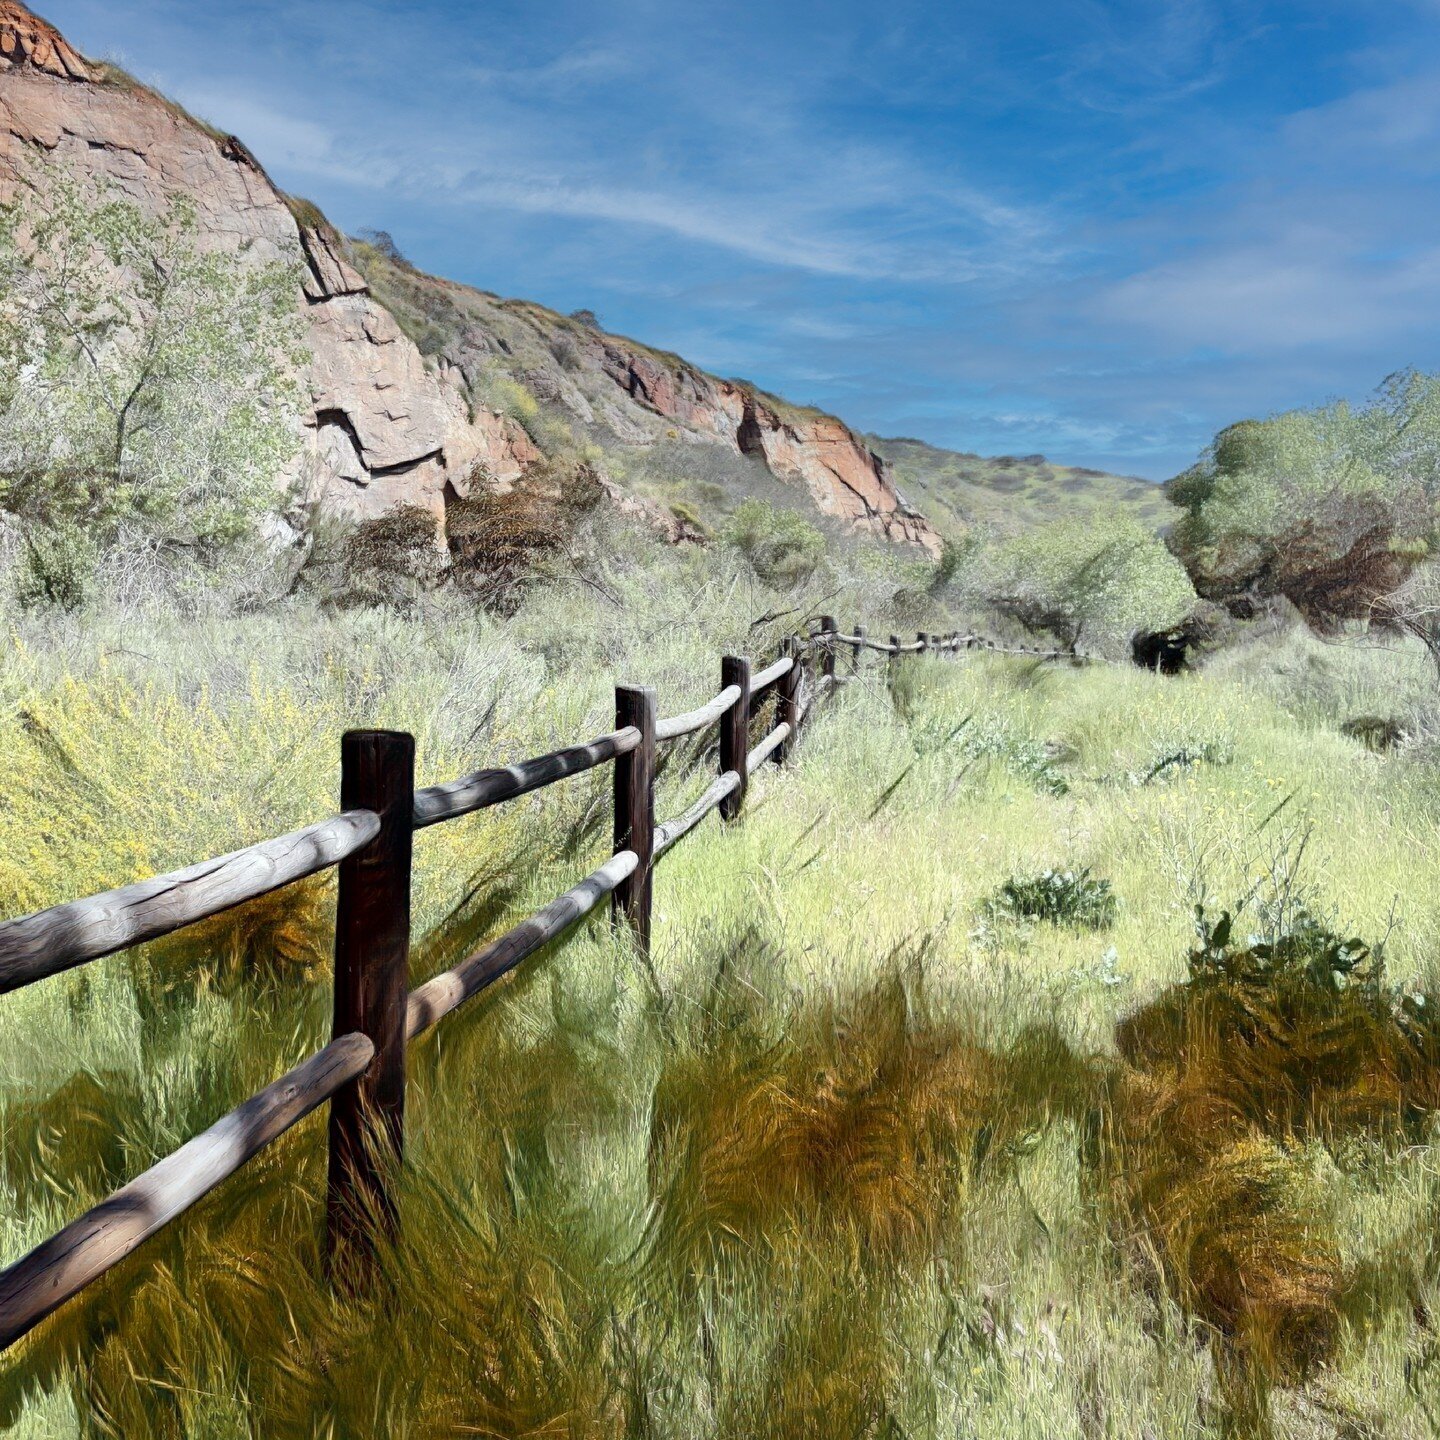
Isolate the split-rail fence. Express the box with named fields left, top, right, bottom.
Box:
left=0, top=622, right=1073, bottom=1349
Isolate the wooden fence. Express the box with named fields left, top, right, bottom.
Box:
left=0, top=621, right=1074, bottom=1350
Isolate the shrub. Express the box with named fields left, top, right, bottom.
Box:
left=474, top=368, right=540, bottom=432
left=988, top=868, right=1117, bottom=929
left=723, top=499, right=826, bottom=588
left=548, top=334, right=582, bottom=371
left=339, top=504, right=446, bottom=610
left=445, top=459, right=604, bottom=613
left=15, top=523, right=96, bottom=612
left=1339, top=714, right=1406, bottom=752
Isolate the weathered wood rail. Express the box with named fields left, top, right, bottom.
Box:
left=0, top=620, right=1071, bottom=1349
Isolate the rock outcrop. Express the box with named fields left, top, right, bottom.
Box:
left=0, top=2, right=89, bottom=81
left=0, top=2, right=937, bottom=553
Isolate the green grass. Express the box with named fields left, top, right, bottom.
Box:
left=2, top=546, right=1439, bottom=1437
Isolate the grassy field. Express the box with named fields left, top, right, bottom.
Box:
left=2, top=542, right=1440, bottom=1438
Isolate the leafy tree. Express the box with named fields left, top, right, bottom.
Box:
left=0, top=170, right=307, bottom=604
left=1166, top=372, right=1440, bottom=628
left=978, top=512, right=1196, bottom=654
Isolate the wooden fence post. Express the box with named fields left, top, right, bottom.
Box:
left=612, top=686, right=656, bottom=953
left=777, top=638, right=801, bottom=764
left=720, top=656, right=751, bottom=819
left=852, top=623, right=865, bottom=675
left=819, top=616, right=837, bottom=684
left=917, top=631, right=929, bottom=655
left=889, top=634, right=902, bottom=673
left=326, top=729, right=413, bottom=1290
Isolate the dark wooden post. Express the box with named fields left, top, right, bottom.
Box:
left=889, top=633, right=902, bottom=672
left=776, top=638, right=801, bottom=763
left=819, top=616, right=837, bottom=684
left=720, top=656, right=751, bottom=818
left=612, top=686, right=656, bottom=953
left=327, top=729, right=414, bottom=1289
left=917, top=631, right=929, bottom=655
left=852, top=623, right=865, bottom=675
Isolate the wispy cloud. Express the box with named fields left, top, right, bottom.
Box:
left=33, top=0, right=1440, bottom=478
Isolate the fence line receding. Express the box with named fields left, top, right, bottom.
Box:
left=0, top=620, right=1075, bottom=1349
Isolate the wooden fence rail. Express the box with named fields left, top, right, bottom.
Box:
left=0, top=619, right=1076, bottom=1349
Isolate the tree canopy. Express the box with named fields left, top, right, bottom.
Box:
left=1165, top=372, right=1440, bottom=628
left=976, top=511, right=1196, bottom=654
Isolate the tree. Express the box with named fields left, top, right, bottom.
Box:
left=0, top=169, right=307, bottom=601
left=1165, top=373, right=1440, bottom=629
left=978, top=512, right=1196, bottom=655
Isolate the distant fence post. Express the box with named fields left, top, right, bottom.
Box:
left=777, top=638, right=801, bottom=764
left=889, top=634, right=902, bottom=674
left=819, top=616, right=837, bottom=685
left=326, top=729, right=414, bottom=1291
left=852, top=623, right=865, bottom=675
left=917, top=631, right=929, bottom=655
left=612, top=686, right=656, bottom=953
left=720, top=656, right=751, bottom=819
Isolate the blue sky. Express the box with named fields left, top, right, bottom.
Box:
left=39, top=0, right=1440, bottom=478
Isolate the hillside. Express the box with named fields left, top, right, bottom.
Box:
left=343, top=237, right=938, bottom=549
left=871, top=435, right=1172, bottom=536
left=0, top=0, right=937, bottom=555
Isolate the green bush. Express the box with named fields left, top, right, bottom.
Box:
left=1166, top=371, right=1440, bottom=626
left=15, top=523, right=96, bottom=612
left=723, top=499, right=826, bottom=587
left=976, top=511, right=1196, bottom=655
left=0, top=166, right=306, bottom=604
left=988, top=868, right=1117, bottom=929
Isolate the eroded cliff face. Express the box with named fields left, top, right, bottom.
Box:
left=594, top=343, right=934, bottom=547
left=0, top=2, right=936, bottom=553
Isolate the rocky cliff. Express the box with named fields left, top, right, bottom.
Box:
left=0, top=2, right=937, bottom=553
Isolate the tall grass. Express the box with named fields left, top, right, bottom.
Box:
left=2, top=535, right=1440, bottom=1436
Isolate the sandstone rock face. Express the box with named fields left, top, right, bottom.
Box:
left=591, top=337, right=936, bottom=550
left=0, top=2, right=89, bottom=81
left=0, top=2, right=938, bottom=554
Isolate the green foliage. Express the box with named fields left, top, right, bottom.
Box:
left=0, top=168, right=307, bottom=595
left=1189, top=904, right=1378, bottom=995
left=474, top=367, right=541, bottom=431
left=978, top=510, right=1196, bottom=653
left=1166, top=371, right=1440, bottom=626
left=722, top=498, right=826, bottom=587
left=14, top=524, right=96, bottom=612
left=989, top=867, right=1117, bottom=929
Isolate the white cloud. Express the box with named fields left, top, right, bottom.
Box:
left=1098, top=240, right=1440, bottom=350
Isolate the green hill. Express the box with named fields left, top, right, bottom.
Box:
left=870, top=435, right=1172, bottom=536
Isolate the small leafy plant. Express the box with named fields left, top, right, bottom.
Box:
left=1135, top=736, right=1234, bottom=785
left=988, top=867, right=1117, bottom=930
left=1189, top=903, right=1379, bottom=995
